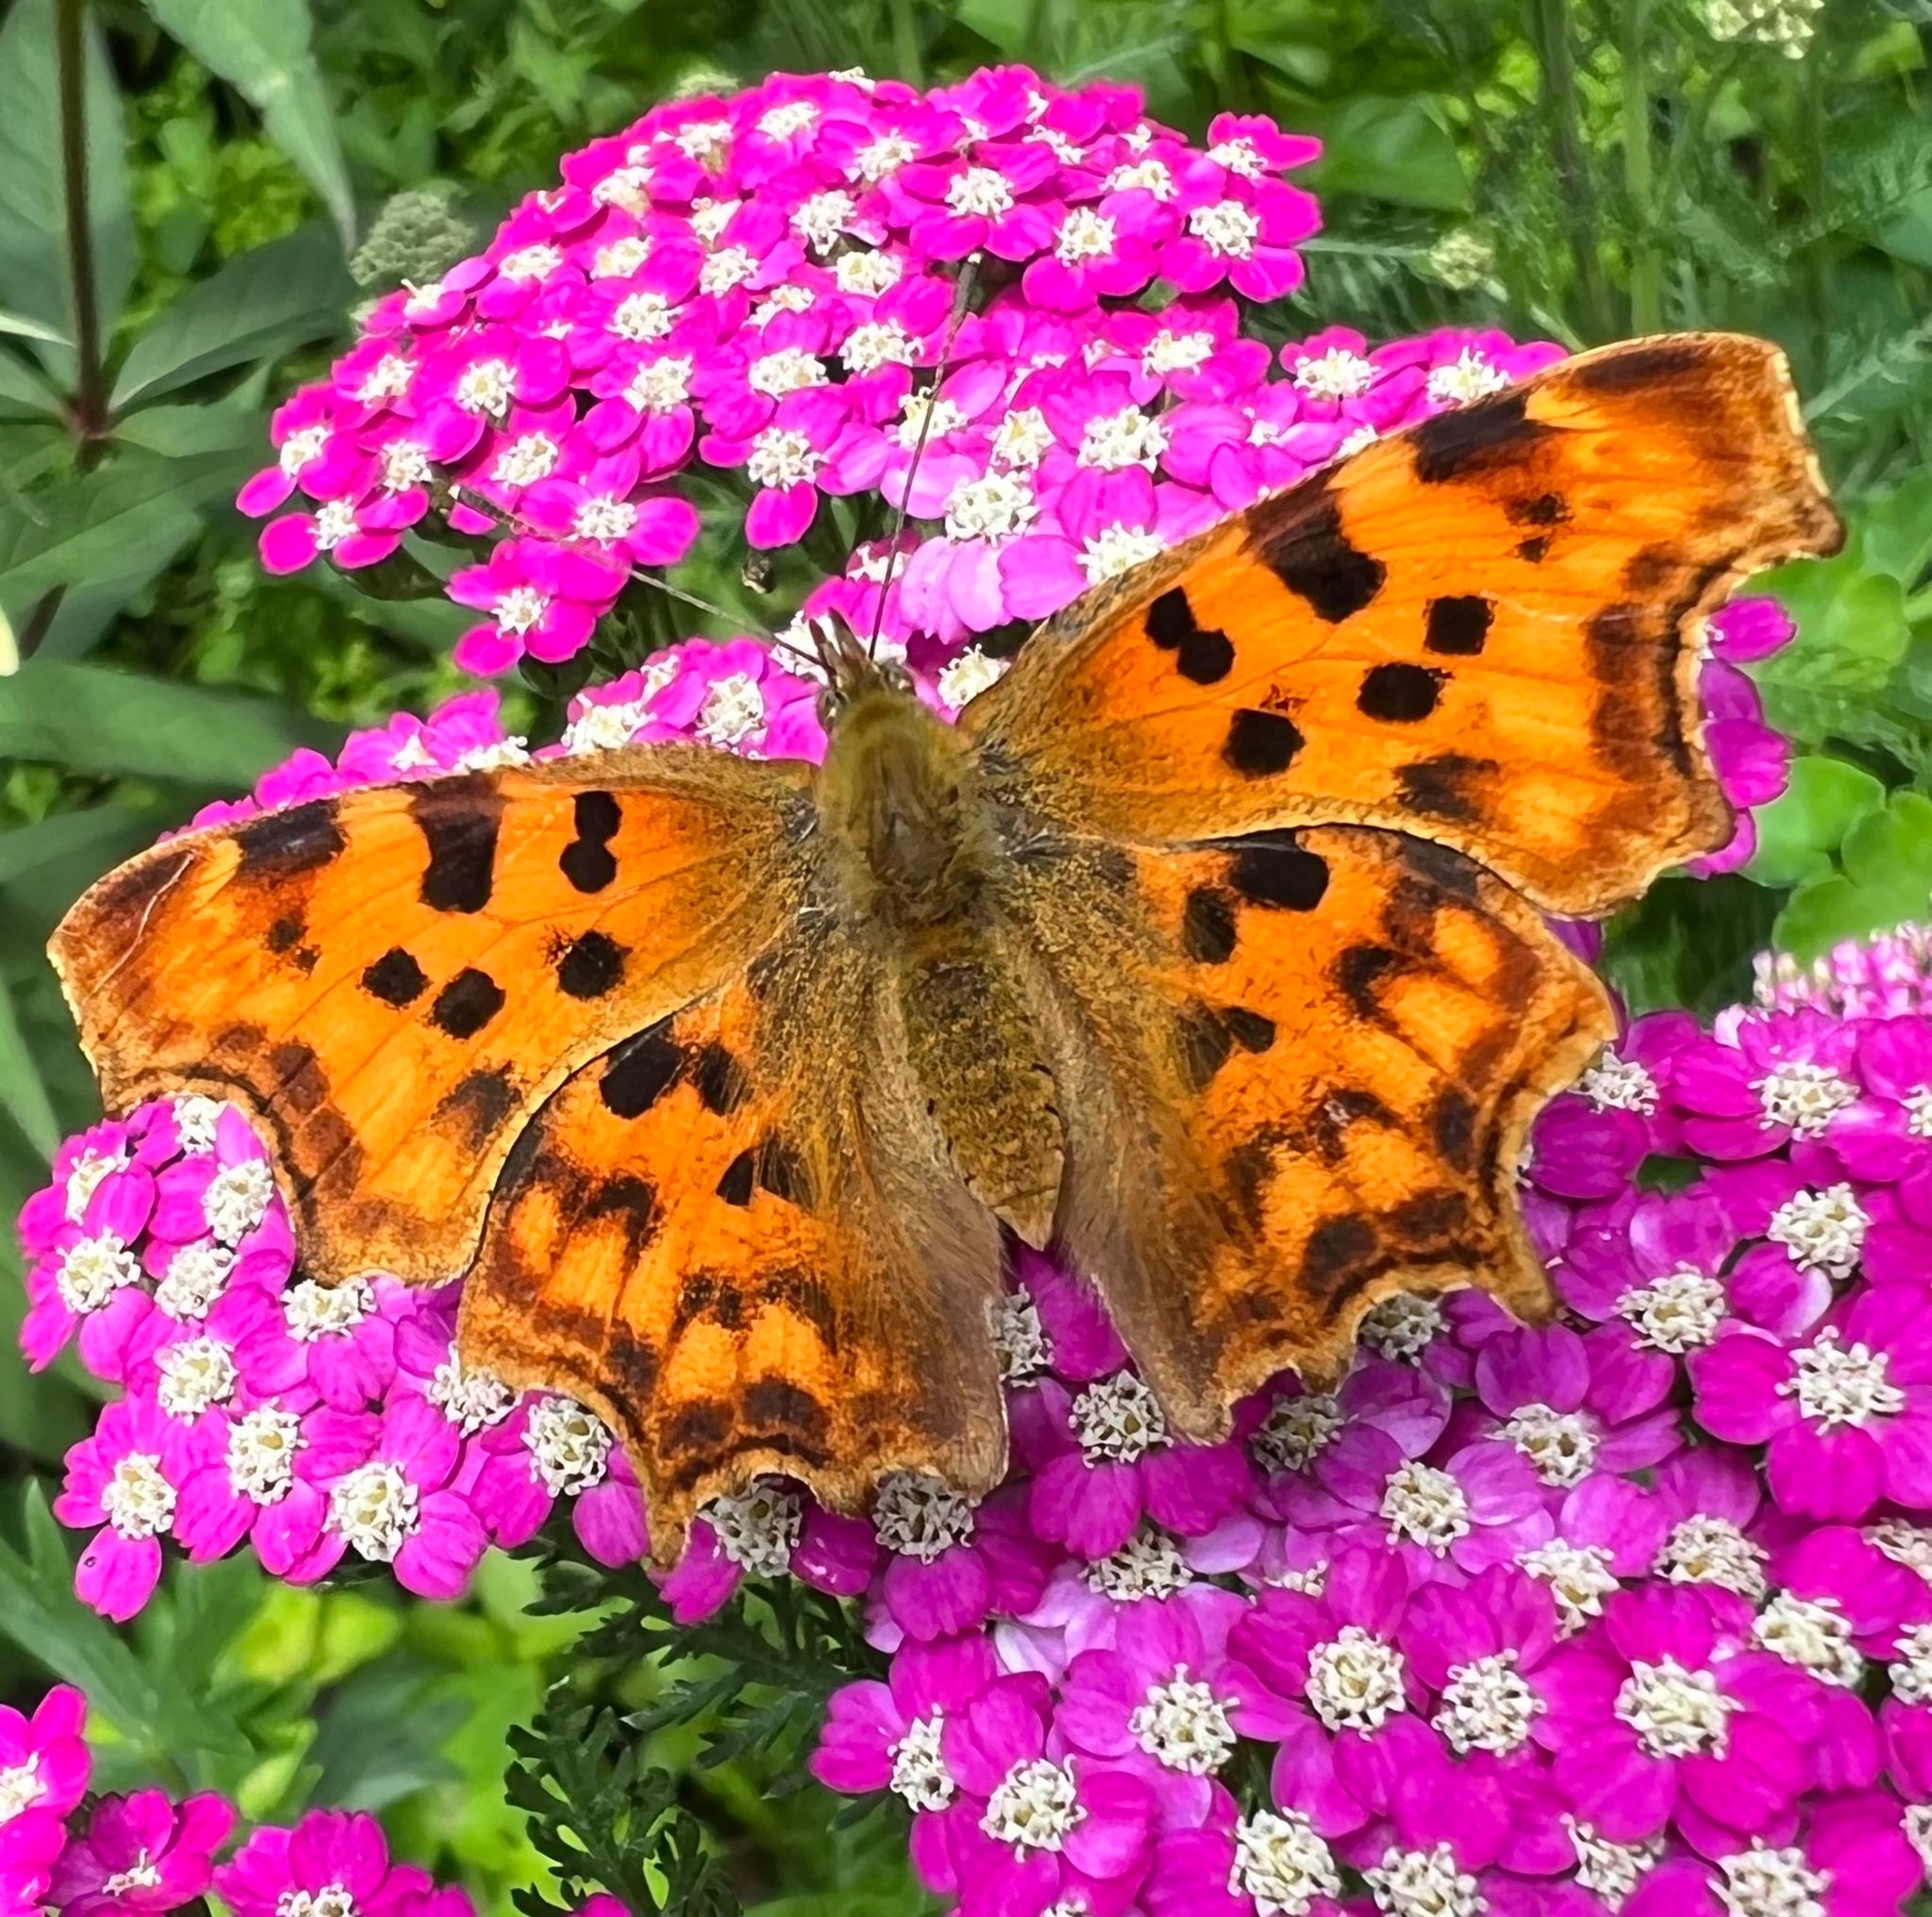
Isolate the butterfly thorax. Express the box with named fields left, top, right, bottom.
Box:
left=816, top=682, right=998, bottom=932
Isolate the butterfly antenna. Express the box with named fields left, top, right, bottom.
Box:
left=865, top=254, right=980, bottom=661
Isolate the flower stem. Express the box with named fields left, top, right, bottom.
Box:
left=890, top=0, right=923, bottom=86
left=1622, top=0, right=1663, bottom=334
left=55, top=0, right=108, bottom=462
left=1533, top=0, right=1616, bottom=340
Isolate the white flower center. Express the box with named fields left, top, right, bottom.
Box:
left=283, top=1277, right=372, bottom=1342
left=745, top=425, right=824, bottom=491
left=947, top=167, right=1015, bottom=219
left=1082, top=1522, right=1194, bottom=1600
left=490, top=432, right=559, bottom=489
left=1108, top=157, right=1176, bottom=199
left=748, top=347, right=827, bottom=398
left=573, top=496, right=638, bottom=543
left=855, top=133, right=918, bottom=181
left=1357, top=1293, right=1443, bottom=1361
left=791, top=189, right=854, bottom=251
left=610, top=291, right=677, bottom=342
left=1752, top=1590, right=1861, bottom=1687
left=1767, top=1183, right=1868, bottom=1277
left=1655, top=1515, right=1768, bottom=1598
left=103, top=1452, right=176, bottom=1540
left=1715, top=1842, right=1828, bottom=1917
left=937, top=648, right=1008, bottom=709
left=944, top=471, right=1036, bottom=542
left=525, top=1397, right=612, bottom=1495
left=497, top=242, right=561, bottom=282
left=1434, top=1649, right=1542, bottom=1754
left=54, top=1230, right=142, bottom=1315
left=1519, top=1540, right=1620, bottom=1633
left=1071, top=1370, right=1167, bottom=1463
left=674, top=119, right=730, bottom=163
left=981, top=1758, right=1082, bottom=1856
left=991, top=1288, right=1049, bottom=1382
left=1232, top=1809, right=1341, bottom=1917
left=1127, top=1668, right=1238, bottom=1775
left=1426, top=349, right=1511, bottom=406
left=1307, top=1625, right=1408, bottom=1732
left=1293, top=347, right=1374, bottom=401
left=1077, top=405, right=1167, bottom=472
left=1054, top=208, right=1117, bottom=264
left=757, top=101, right=817, bottom=141
left=1188, top=199, right=1261, bottom=259
left=1380, top=1460, right=1471, bottom=1553
left=157, top=1336, right=238, bottom=1418
left=278, top=423, right=331, bottom=475
left=689, top=196, right=741, bottom=246
left=1577, top=1049, right=1660, bottom=1113
left=991, top=405, right=1054, bottom=469
left=624, top=354, right=692, bottom=411
left=329, top=1461, right=420, bottom=1561
left=378, top=439, right=432, bottom=493
left=103, top=1859, right=164, bottom=1895
left=1365, top=1843, right=1486, bottom=1917
left=1781, top=1326, right=1905, bottom=1429
left=356, top=355, right=412, bottom=404
left=1890, top=1622, right=1932, bottom=1704
left=1079, top=523, right=1168, bottom=583
left=277, top=1887, right=358, bottom=1917
left=704, top=1484, right=801, bottom=1577
left=1755, top=1061, right=1858, bottom=1136
left=312, top=499, right=359, bottom=552
left=202, top=1158, right=275, bottom=1245
left=1252, top=1392, right=1344, bottom=1475
left=842, top=320, right=916, bottom=375
left=1142, top=329, right=1216, bottom=378
left=698, top=245, right=757, bottom=295
left=1564, top=1819, right=1661, bottom=1911
left=1905, top=1086, right=1932, bottom=1139
left=228, top=1407, right=303, bottom=1504
left=0, top=1756, right=42, bottom=1823
left=1208, top=135, right=1266, bottom=177
left=694, top=672, right=767, bottom=747
left=172, top=1094, right=223, bottom=1152
left=893, top=389, right=967, bottom=450
left=1620, top=1266, right=1727, bottom=1353
left=835, top=250, right=903, bottom=296
left=591, top=236, right=651, bottom=280
left=1499, top=1402, right=1598, bottom=1486
left=874, top=1471, right=975, bottom=1559
left=427, top=1356, right=515, bottom=1434
left=1616, top=1656, right=1735, bottom=1758
left=454, top=358, right=515, bottom=416
left=494, top=585, right=551, bottom=636
left=889, top=1710, right=954, bottom=1811
left=1906, top=1803, right=1932, bottom=1878
left=1870, top=1519, right=1932, bottom=1584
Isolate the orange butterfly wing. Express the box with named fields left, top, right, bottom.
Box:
left=49, top=750, right=813, bottom=1287
left=963, top=334, right=1842, bottom=913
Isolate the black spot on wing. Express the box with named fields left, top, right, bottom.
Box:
left=1225, top=835, right=1329, bottom=910
left=691, top=1043, right=748, bottom=1116
left=560, top=790, right=621, bottom=894
left=266, top=914, right=306, bottom=954
left=362, top=947, right=429, bottom=1007
left=742, top=1379, right=831, bottom=1445
left=1182, top=887, right=1239, bottom=963
left=583, top=1174, right=658, bottom=1260
left=411, top=777, right=503, bottom=913
left=1396, top=835, right=1483, bottom=903
left=1429, top=1087, right=1477, bottom=1172
left=1143, top=587, right=1235, bottom=685
left=429, top=967, right=506, bottom=1040
left=756, top=1135, right=810, bottom=1207
left=599, top=1021, right=680, bottom=1118
left=1410, top=390, right=1554, bottom=485
left=1507, top=492, right=1569, bottom=527
left=1424, top=596, right=1491, bottom=657
left=556, top=929, right=628, bottom=1000
left=1256, top=492, right=1386, bottom=623
left=1567, top=338, right=1707, bottom=394
left=1358, top=662, right=1445, bottom=723
left=1335, top=943, right=1399, bottom=1020
left=1300, top=1215, right=1376, bottom=1293
left=1177, top=1003, right=1234, bottom=1092
left=1395, top=754, right=1495, bottom=825
left=234, top=802, right=345, bottom=878
left=437, top=1065, right=519, bottom=1146
left=269, top=1041, right=326, bottom=1114
left=1516, top=534, right=1553, bottom=564
left=1223, top=1006, right=1276, bottom=1053
left=1223, top=708, right=1305, bottom=778
left=715, top=1149, right=756, bottom=1207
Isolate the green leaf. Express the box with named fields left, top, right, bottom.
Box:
left=0, top=660, right=341, bottom=785
left=0, top=347, right=65, bottom=420
left=140, top=0, right=357, bottom=247
left=0, top=0, right=134, bottom=375
left=0, top=976, right=58, bottom=1156
left=1304, top=96, right=1469, bottom=211
left=0, top=308, right=66, bottom=346
left=1603, top=875, right=1783, bottom=1019
left=1745, top=756, right=1886, bottom=888
left=1776, top=792, right=1932, bottom=960
left=111, top=225, right=352, bottom=409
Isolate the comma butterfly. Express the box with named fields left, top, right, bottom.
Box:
left=49, top=334, right=1840, bottom=1560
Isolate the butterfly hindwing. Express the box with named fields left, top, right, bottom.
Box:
left=1000, top=823, right=1611, bottom=1428
left=964, top=334, right=1842, bottom=915
left=458, top=926, right=1010, bottom=1556
left=50, top=749, right=815, bottom=1287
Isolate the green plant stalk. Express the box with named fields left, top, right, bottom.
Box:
left=55, top=0, right=107, bottom=462
left=889, top=0, right=923, bottom=86
left=1621, top=0, right=1662, bottom=334
left=1532, top=0, right=1616, bottom=340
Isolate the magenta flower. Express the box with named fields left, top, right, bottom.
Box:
left=658, top=1483, right=875, bottom=1623
left=447, top=536, right=626, bottom=675
left=870, top=1480, right=1054, bottom=1646
left=217, top=1810, right=444, bottom=1917
left=466, top=1392, right=646, bottom=1569
left=1145, top=1786, right=1346, bottom=1917
left=0, top=1687, right=90, bottom=1913
left=47, top=1790, right=233, bottom=1916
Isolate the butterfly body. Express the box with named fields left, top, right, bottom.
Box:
left=50, top=336, right=1843, bottom=1559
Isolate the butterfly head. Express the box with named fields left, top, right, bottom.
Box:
left=807, top=612, right=916, bottom=729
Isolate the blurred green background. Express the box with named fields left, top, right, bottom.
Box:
left=0, top=1, right=1928, bottom=1909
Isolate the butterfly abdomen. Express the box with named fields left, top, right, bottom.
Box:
left=816, top=684, right=1000, bottom=932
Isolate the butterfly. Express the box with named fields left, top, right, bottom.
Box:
left=49, top=334, right=1840, bottom=1562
